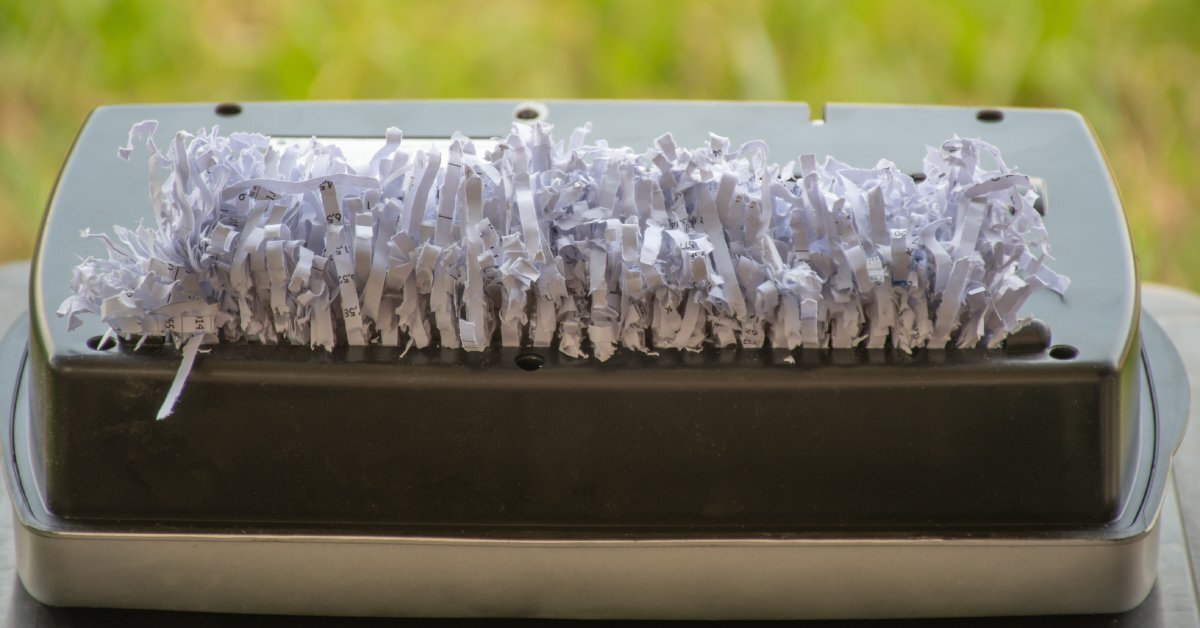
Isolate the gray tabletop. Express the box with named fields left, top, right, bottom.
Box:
left=1, top=260, right=1198, bottom=626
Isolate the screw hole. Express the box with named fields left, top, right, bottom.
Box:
left=1049, top=345, right=1078, bottom=360
left=215, top=102, right=242, bottom=116
left=910, top=173, right=927, bottom=183
left=515, top=352, right=545, bottom=371
left=976, top=109, right=1004, bottom=123
left=86, top=335, right=117, bottom=351
left=513, top=101, right=547, bottom=121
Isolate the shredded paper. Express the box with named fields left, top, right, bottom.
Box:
left=59, top=120, right=1068, bottom=418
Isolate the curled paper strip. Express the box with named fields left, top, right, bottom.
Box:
left=59, top=121, right=1068, bottom=418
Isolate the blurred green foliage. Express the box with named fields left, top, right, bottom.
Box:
left=2, top=0, right=1198, bottom=286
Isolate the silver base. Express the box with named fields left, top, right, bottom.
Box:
left=10, top=514, right=1162, bottom=620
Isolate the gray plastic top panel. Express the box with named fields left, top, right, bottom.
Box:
left=32, top=100, right=1136, bottom=369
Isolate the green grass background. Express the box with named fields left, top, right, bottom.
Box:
left=2, top=0, right=1198, bottom=287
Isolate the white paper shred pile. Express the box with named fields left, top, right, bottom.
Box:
left=59, top=120, right=1068, bottom=418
